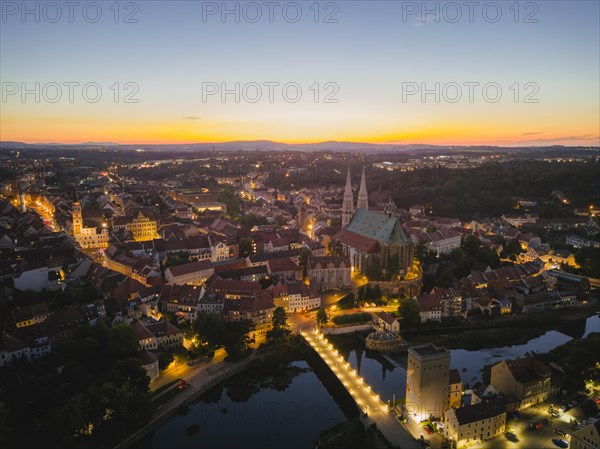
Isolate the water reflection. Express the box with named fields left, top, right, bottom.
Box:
left=339, top=314, right=599, bottom=399
left=148, top=361, right=347, bottom=449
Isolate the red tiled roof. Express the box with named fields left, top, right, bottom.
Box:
left=166, top=260, right=214, bottom=277
left=332, top=228, right=379, bottom=253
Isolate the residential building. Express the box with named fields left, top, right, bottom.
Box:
left=501, top=213, right=538, bottom=227
left=416, top=294, right=443, bottom=322
left=308, top=255, right=351, bottom=291
left=0, top=331, right=31, bottom=367
left=164, top=260, right=215, bottom=286
left=374, top=311, right=400, bottom=333
left=271, top=283, right=321, bottom=313
left=490, top=357, right=561, bottom=410
left=570, top=419, right=600, bottom=449
left=267, top=257, right=302, bottom=282
left=158, top=284, right=203, bottom=322
left=443, top=400, right=507, bottom=448
left=410, top=228, right=462, bottom=255
left=13, top=262, right=64, bottom=292
left=131, top=318, right=183, bottom=351
left=12, top=304, right=50, bottom=328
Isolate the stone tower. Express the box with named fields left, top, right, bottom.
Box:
left=72, top=201, right=82, bottom=235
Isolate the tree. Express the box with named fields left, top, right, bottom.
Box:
left=300, top=248, right=312, bottom=278
left=241, top=213, right=268, bottom=229
left=316, top=308, right=328, bottom=327
left=193, top=312, right=225, bottom=350
left=238, top=236, right=254, bottom=258
left=217, top=186, right=241, bottom=218
left=107, top=324, right=138, bottom=360
left=110, top=358, right=150, bottom=392
left=436, top=266, right=456, bottom=288
left=267, top=307, right=291, bottom=344
left=275, top=215, right=288, bottom=228
left=222, top=320, right=251, bottom=357
left=338, top=292, right=356, bottom=309
left=398, top=298, right=420, bottom=324
left=272, top=307, right=288, bottom=331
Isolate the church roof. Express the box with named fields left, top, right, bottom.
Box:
left=345, top=209, right=410, bottom=244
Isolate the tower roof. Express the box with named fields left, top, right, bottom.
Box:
left=359, top=166, right=367, bottom=195
left=344, top=165, right=353, bottom=196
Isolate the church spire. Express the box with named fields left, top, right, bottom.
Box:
left=342, top=165, right=354, bottom=227
left=357, top=165, right=368, bottom=211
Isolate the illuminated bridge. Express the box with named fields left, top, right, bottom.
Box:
left=301, top=329, right=421, bottom=449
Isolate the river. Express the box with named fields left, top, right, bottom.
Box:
left=141, top=313, right=599, bottom=448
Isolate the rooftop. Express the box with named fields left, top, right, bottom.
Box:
left=409, top=344, right=449, bottom=359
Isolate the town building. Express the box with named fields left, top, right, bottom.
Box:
left=374, top=311, right=401, bottom=333
left=112, top=211, right=159, bottom=241
left=271, top=283, right=321, bottom=313
left=12, top=304, right=50, bottom=328
left=449, top=368, right=462, bottom=409
left=410, top=228, right=462, bottom=255
left=570, top=419, right=600, bottom=449
left=307, top=255, right=351, bottom=291
left=131, top=319, right=183, bottom=351
left=566, top=234, right=600, bottom=249
left=443, top=400, right=507, bottom=448
left=164, top=260, right=215, bottom=286
left=158, top=284, right=203, bottom=322
left=416, top=294, right=443, bottom=322
left=490, top=357, right=561, bottom=410
left=71, top=201, right=109, bottom=249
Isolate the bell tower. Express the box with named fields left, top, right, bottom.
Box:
left=72, top=201, right=82, bottom=235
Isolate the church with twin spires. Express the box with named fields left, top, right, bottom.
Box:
left=333, top=166, right=415, bottom=278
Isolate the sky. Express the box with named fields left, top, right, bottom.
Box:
left=1, top=0, right=599, bottom=146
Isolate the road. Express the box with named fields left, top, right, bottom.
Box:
left=150, top=348, right=227, bottom=392
left=302, top=328, right=421, bottom=449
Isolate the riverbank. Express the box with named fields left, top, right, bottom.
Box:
left=136, top=351, right=355, bottom=449
left=116, top=348, right=274, bottom=449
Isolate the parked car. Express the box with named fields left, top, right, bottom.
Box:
left=551, top=410, right=561, bottom=418
left=554, top=428, right=568, bottom=437
left=552, top=438, right=569, bottom=448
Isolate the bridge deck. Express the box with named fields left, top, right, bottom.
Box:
left=301, top=329, right=421, bottom=449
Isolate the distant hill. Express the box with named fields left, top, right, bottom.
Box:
left=0, top=139, right=593, bottom=153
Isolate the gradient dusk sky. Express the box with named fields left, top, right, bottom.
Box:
left=1, top=0, right=599, bottom=146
